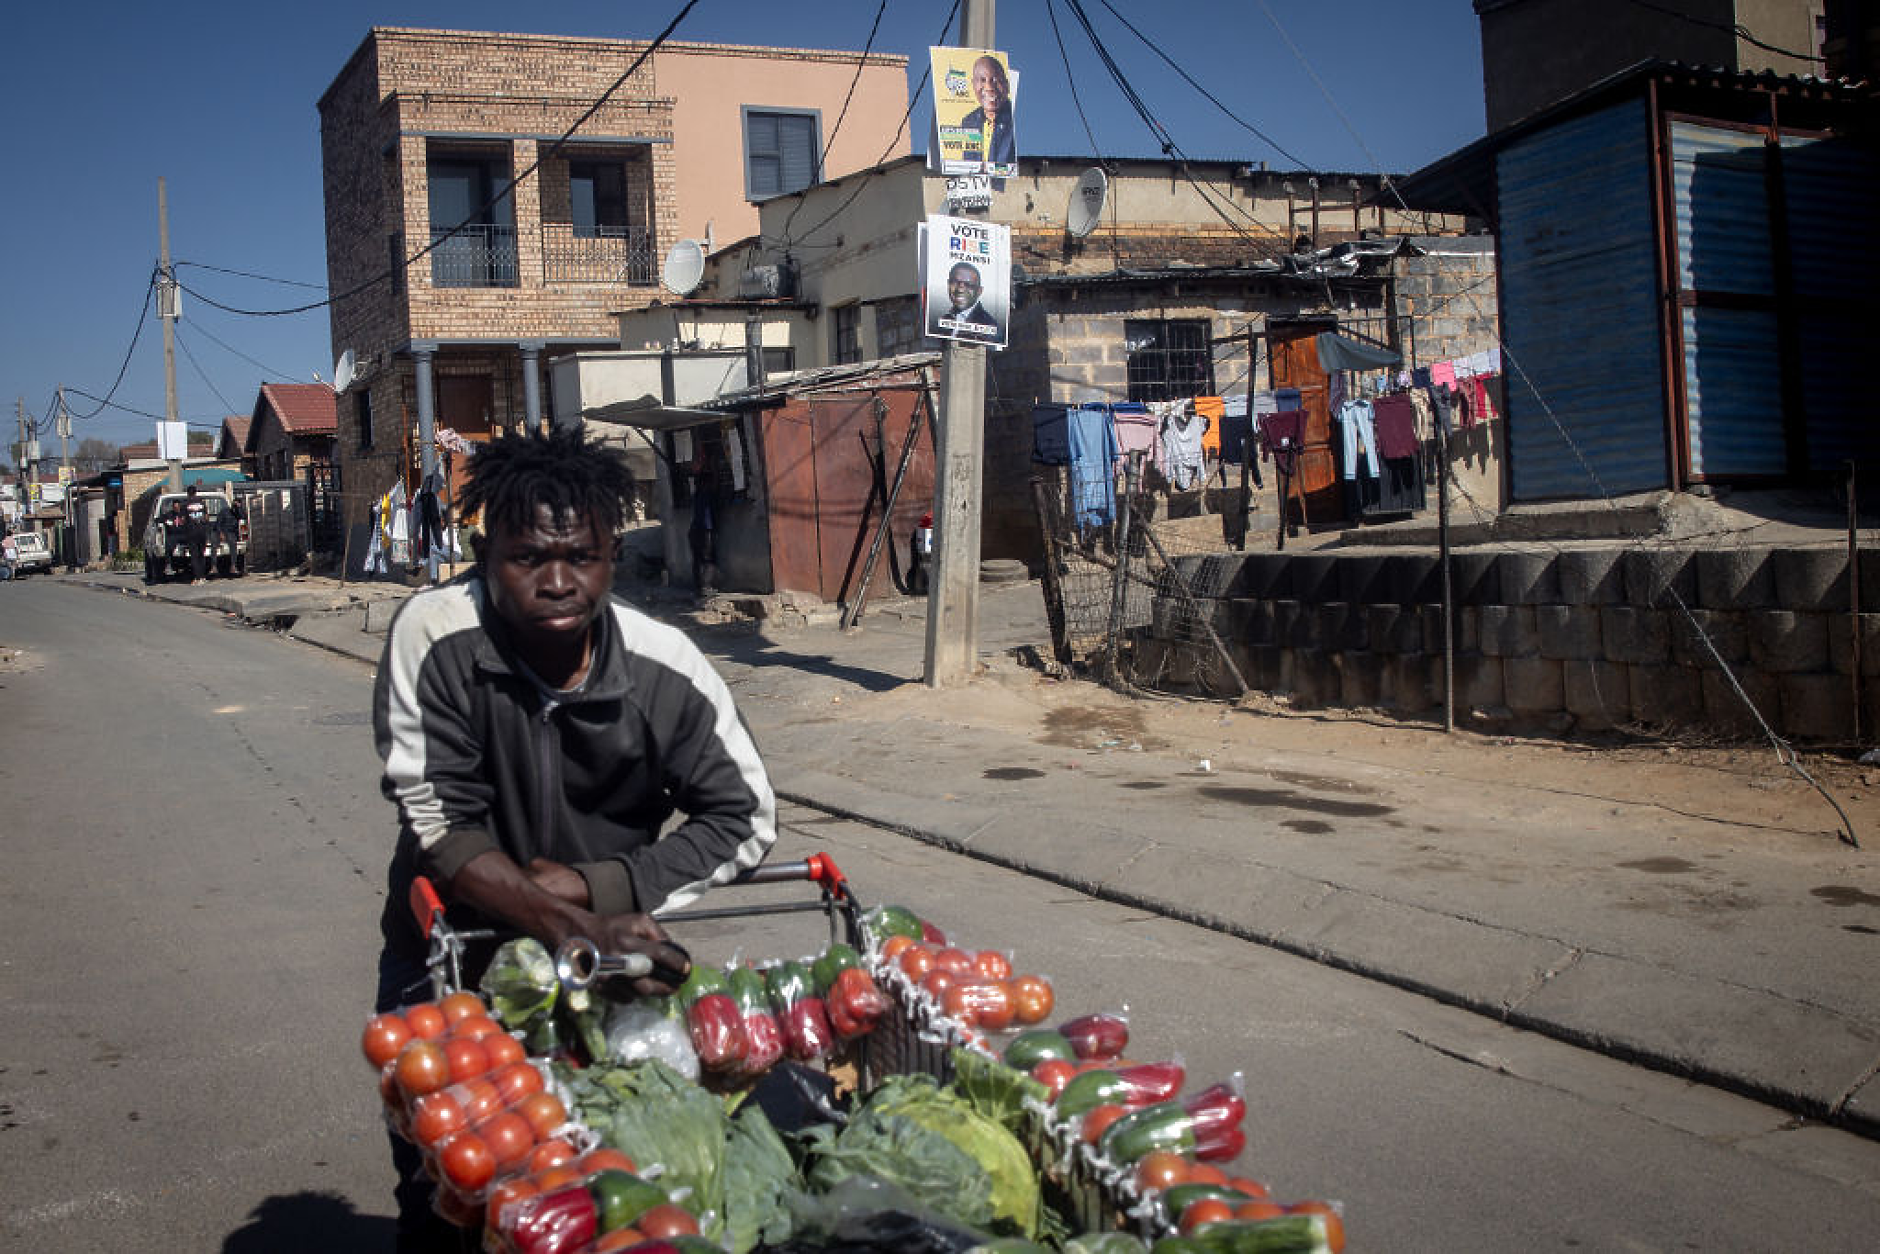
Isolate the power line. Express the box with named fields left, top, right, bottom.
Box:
left=65, top=270, right=159, bottom=423
left=1620, top=0, right=1825, bottom=62
left=173, top=326, right=241, bottom=416
left=1094, top=0, right=1307, bottom=168
left=173, top=260, right=328, bottom=290
left=170, top=0, right=704, bottom=319
left=1044, top=0, right=1104, bottom=159
left=1252, top=0, right=1392, bottom=184
left=64, top=386, right=222, bottom=427
left=183, top=315, right=312, bottom=384
left=777, top=0, right=895, bottom=252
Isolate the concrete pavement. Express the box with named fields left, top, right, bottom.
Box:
left=64, top=563, right=1880, bottom=1139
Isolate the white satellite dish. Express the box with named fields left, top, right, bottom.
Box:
left=1066, top=167, right=1110, bottom=239
left=661, top=240, right=706, bottom=296
left=332, top=348, right=357, bottom=393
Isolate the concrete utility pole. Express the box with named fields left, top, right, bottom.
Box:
left=15, top=398, right=25, bottom=498
left=923, top=0, right=995, bottom=688
left=158, top=177, right=182, bottom=492
left=57, top=387, right=73, bottom=569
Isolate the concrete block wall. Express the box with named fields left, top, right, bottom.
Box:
left=1141, top=547, right=1877, bottom=741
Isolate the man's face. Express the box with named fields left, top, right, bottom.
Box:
left=972, top=60, right=1007, bottom=116
left=483, top=504, right=613, bottom=665
left=947, top=265, right=982, bottom=312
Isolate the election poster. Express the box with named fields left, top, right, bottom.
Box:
left=928, top=46, right=1018, bottom=178
left=921, top=214, right=1010, bottom=350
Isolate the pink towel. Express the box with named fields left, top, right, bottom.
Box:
left=1430, top=360, right=1457, bottom=388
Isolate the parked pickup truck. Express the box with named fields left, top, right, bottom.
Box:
left=4, top=529, right=54, bottom=576
left=143, top=493, right=246, bottom=583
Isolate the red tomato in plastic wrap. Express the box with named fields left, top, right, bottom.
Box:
left=453, top=1014, right=503, bottom=1040
left=972, top=950, right=1013, bottom=980
left=921, top=967, right=959, bottom=1000
left=410, top=1090, right=469, bottom=1148
left=943, top=980, right=1013, bottom=1031
left=482, top=1032, right=528, bottom=1070
left=636, top=1203, right=701, bottom=1238
left=1032, top=1058, right=1076, bottom=1098
left=1009, top=974, right=1055, bottom=1025
left=443, top=1035, right=490, bottom=1085
left=898, top=945, right=936, bottom=980
left=1289, top=1201, right=1347, bottom=1253
left=438, top=991, right=485, bottom=1024
left=1080, top=1102, right=1128, bottom=1144
left=404, top=1002, right=449, bottom=1041
left=493, top=1060, right=545, bottom=1105
left=362, top=1013, right=413, bottom=1068
left=394, top=1040, right=450, bottom=1098
left=932, top=947, right=974, bottom=974
left=516, top=1092, right=569, bottom=1140
left=479, top=1110, right=536, bottom=1173
left=525, top=1136, right=577, bottom=1174
left=484, top=1175, right=540, bottom=1231
left=437, top=1130, right=496, bottom=1193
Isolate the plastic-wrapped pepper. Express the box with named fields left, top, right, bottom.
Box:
left=1192, top=1121, right=1247, bottom=1163
left=826, top=964, right=891, bottom=1040
left=729, top=964, right=784, bottom=1078
left=676, top=964, right=748, bottom=1075
left=1058, top=1011, right=1130, bottom=1061
left=507, top=1185, right=598, bottom=1254
left=1182, top=1081, right=1247, bottom=1136
left=1112, top=1060, right=1185, bottom=1106
left=1055, top=1068, right=1130, bottom=1119
left=1097, top=1101, right=1196, bottom=1162
left=810, top=942, right=863, bottom=995
left=764, top=960, right=836, bottom=1060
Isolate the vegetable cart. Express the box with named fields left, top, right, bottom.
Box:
left=364, top=854, right=1343, bottom=1253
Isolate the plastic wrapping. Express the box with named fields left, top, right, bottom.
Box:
left=1058, top=1011, right=1129, bottom=1063
left=602, top=999, right=700, bottom=1080
left=677, top=966, right=750, bottom=1075
left=730, top=965, right=785, bottom=1078
left=826, top=965, right=891, bottom=1040
left=765, top=960, right=836, bottom=1061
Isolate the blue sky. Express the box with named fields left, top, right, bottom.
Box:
left=0, top=1, right=1485, bottom=453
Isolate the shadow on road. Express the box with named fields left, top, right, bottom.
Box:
left=222, top=1191, right=396, bottom=1253
left=714, top=636, right=912, bottom=694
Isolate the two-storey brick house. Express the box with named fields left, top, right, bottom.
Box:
left=317, top=26, right=908, bottom=565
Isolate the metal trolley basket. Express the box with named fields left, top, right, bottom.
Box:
left=406, top=852, right=1151, bottom=1242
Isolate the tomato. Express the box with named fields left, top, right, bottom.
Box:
left=378, top=1062, right=406, bottom=1112
left=635, top=1203, right=700, bottom=1238
left=1227, top=1177, right=1271, bottom=1200
left=394, top=1040, right=450, bottom=1098
left=485, top=1176, right=539, bottom=1230
left=1179, top=1198, right=1234, bottom=1234
left=1008, top=975, right=1054, bottom=1025
left=524, top=1136, right=577, bottom=1174
left=532, top=1164, right=585, bottom=1193
left=898, top=946, right=936, bottom=979
left=410, top=1091, right=469, bottom=1147
left=443, top=1035, right=490, bottom=1084
left=943, top=980, right=1012, bottom=1031
left=1185, top=1162, right=1228, bottom=1187
left=482, top=1032, right=528, bottom=1069
left=479, top=1110, right=536, bottom=1173
left=1080, top=1103, right=1128, bottom=1145
left=1288, top=1201, right=1346, bottom=1253
left=438, top=990, right=486, bottom=1023
left=972, top=949, right=1013, bottom=980
left=592, top=1229, right=647, bottom=1251
left=516, top=1092, right=569, bottom=1140
left=1032, top=1058, right=1076, bottom=1098
left=362, top=1013, right=413, bottom=1068
left=1134, top=1150, right=1190, bottom=1194
left=879, top=934, right=916, bottom=963
left=921, top=967, right=959, bottom=1000
left=404, top=1003, right=449, bottom=1040
left=932, top=946, right=973, bottom=974
left=453, top=1014, right=503, bottom=1040
left=1235, top=1200, right=1285, bottom=1222
left=438, top=1130, right=496, bottom=1193
left=456, top=1077, right=504, bottom=1124
left=580, top=1147, right=638, bottom=1175
left=493, top=1060, right=545, bottom=1104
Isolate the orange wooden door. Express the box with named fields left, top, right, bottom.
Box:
left=760, top=405, right=821, bottom=598
left=1266, top=322, right=1344, bottom=524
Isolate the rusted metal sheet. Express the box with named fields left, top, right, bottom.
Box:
left=759, top=402, right=821, bottom=599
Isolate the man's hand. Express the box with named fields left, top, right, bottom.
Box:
left=525, top=857, right=590, bottom=906
left=593, top=912, right=691, bottom=999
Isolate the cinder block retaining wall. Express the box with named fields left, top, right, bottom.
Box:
left=1139, top=548, right=1877, bottom=740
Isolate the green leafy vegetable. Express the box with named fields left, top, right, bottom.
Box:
left=721, top=1101, right=802, bottom=1253
left=479, top=937, right=559, bottom=1029
left=558, top=1058, right=731, bottom=1240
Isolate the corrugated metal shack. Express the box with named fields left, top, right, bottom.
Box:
left=1395, top=60, right=1878, bottom=501
left=622, top=353, right=940, bottom=604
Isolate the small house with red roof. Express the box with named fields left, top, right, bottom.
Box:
left=247, top=383, right=337, bottom=482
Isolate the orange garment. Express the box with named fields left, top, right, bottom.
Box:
left=1194, top=396, right=1224, bottom=455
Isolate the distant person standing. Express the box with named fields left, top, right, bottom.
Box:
left=688, top=440, right=725, bottom=601
left=218, top=493, right=246, bottom=576
left=178, top=485, right=211, bottom=584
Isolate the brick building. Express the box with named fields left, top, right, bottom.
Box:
left=248, top=383, right=337, bottom=482
left=317, top=26, right=909, bottom=565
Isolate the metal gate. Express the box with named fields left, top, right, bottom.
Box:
left=306, top=460, right=342, bottom=551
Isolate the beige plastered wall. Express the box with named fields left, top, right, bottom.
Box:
left=652, top=45, right=910, bottom=248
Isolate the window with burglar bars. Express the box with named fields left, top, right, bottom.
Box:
left=1124, top=318, right=1214, bottom=402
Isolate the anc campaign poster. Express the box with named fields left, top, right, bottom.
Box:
left=929, top=46, right=1017, bottom=178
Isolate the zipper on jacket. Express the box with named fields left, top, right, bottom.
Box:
left=536, top=699, right=558, bottom=850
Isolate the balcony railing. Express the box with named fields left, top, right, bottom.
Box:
left=430, top=224, right=519, bottom=288
left=541, top=224, right=656, bottom=285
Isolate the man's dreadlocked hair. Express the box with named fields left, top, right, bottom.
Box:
left=460, top=426, right=633, bottom=545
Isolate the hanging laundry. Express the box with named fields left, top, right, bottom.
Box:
left=1158, top=402, right=1207, bottom=491
left=1370, top=394, right=1420, bottom=460
left=672, top=428, right=694, bottom=463
left=1256, top=409, right=1305, bottom=474
left=363, top=494, right=388, bottom=575
left=724, top=422, right=747, bottom=493
left=1465, top=373, right=1500, bottom=425
left=1337, top=399, right=1381, bottom=481
left=1218, top=395, right=1253, bottom=465
left=1411, top=366, right=1432, bottom=389
left=386, top=481, right=411, bottom=568
left=1032, top=404, right=1071, bottom=465
left=1067, top=404, right=1119, bottom=527
left=1193, top=396, right=1225, bottom=458
left=1429, top=360, right=1458, bottom=389
left=1110, top=402, right=1160, bottom=467
left=1407, top=388, right=1436, bottom=443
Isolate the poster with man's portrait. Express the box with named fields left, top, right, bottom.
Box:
left=921, top=214, right=1010, bottom=350
left=929, top=46, right=1018, bottom=178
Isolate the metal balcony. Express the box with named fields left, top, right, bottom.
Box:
left=429, top=224, right=519, bottom=288
left=541, top=224, right=656, bottom=286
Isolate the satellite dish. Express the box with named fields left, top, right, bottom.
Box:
left=661, top=240, right=706, bottom=296
left=1066, top=167, right=1109, bottom=239
left=332, top=348, right=357, bottom=394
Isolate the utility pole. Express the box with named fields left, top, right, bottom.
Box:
left=158, top=177, right=182, bottom=492
left=57, top=386, right=73, bottom=569
left=923, top=0, right=995, bottom=687
left=15, top=398, right=25, bottom=500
